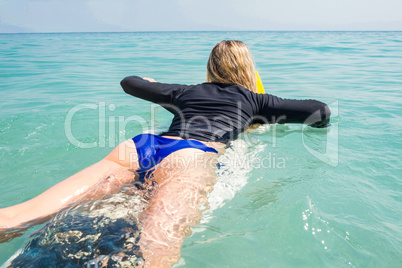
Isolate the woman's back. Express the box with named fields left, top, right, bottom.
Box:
left=121, top=77, right=331, bottom=143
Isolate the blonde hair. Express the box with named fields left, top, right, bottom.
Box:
left=206, top=40, right=257, bottom=93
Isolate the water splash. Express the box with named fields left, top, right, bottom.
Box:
left=200, top=137, right=266, bottom=224
left=6, top=186, right=150, bottom=268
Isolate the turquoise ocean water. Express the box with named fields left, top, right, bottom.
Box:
left=0, top=32, right=401, bottom=267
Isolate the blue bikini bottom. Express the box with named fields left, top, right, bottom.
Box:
left=132, top=134, right=218, bottom=181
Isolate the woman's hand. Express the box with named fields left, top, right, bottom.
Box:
left=143, top=77, right=156, bottom=83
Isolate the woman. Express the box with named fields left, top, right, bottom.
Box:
left=0, top=40, right=330, bottom=267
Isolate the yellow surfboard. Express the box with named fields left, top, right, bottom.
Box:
left=256, top=71, right=265, bottom=94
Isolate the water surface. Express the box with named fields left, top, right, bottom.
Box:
left=0, top=31, right=401, bottom=267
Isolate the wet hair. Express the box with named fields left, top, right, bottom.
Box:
left=206, top=40, right=257, bottom=93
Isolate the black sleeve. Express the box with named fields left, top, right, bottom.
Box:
left=257, top=94, right=331, bottom=128
left=120, top=76, right=187, bottom=108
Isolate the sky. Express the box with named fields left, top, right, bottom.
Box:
left=0, top=0, right=401, bottom=33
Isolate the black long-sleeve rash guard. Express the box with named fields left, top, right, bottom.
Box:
left=121, top=76, right=331, bottom=143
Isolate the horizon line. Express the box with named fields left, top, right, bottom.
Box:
left=1, top=30, right=402, bottom=35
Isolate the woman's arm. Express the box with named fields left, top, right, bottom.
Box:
left=258, top=94, right=331, bottom=127
left=120, top=76, right=188, bottom=113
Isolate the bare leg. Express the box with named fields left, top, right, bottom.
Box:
left=139, top=149, right=218, bottom=267
left=0, top=139, right=139, bottom=241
